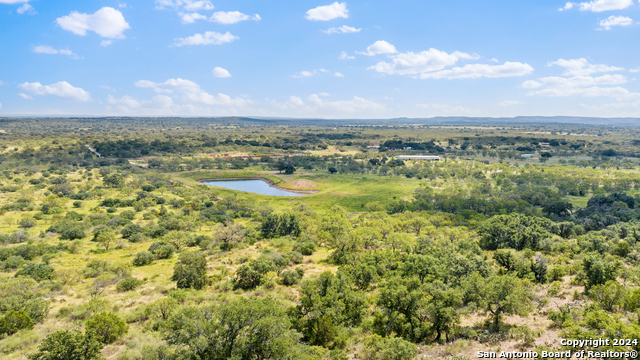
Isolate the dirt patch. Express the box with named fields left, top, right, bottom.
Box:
left=290, top=179, right=318, bottom=190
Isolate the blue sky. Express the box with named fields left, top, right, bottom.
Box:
left=0, top=0, right=639, bottom=118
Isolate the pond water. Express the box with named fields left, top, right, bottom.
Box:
left=202, top=179, right=306, bottom=197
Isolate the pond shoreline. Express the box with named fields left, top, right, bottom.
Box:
left=197, top=177, right=318, bottom=195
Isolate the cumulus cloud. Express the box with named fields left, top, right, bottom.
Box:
left=307, top=94, right=385, bottom=113
left=339, top=51, right=355, bottom=60
left=18, top=93, right=33, bottom=99
left=33, top=45, right=78, bottom=58
left=0, top=0, right=29, bottom=4
left=155, top=0, right=214, bottom=11
left=335, top=72, right=344, bottom=77
left=173, top=31, right=238, bottom=46
left=179, top=12, right=207, bottom=24
left=548, top=58, right=624, bottom=76
left=323, top=25, right=361, bottom=34
left=135, top=78, right=246, bottom=107
left=210, top=11, right=261, bottom=24
left=560, top=0, right=633, bottom=12
left=418, top=62, right=534, bottom=79
left=499, top=100, right=523, bottom=107
left=56, top=7, right=130, bottom=39
left=18, top=81, right=91, bottom=102
left=100, top=40, right=113, bottom=47
left=212, top=67, right=231, bottom=78
left=289, top=96, right=304, bottom=106
left=293, top=69, right=329, bottom=78
left=306, top=2, right=348, bottom=21
left=598, top=15, right=633, bottom=30
left=358, top=40, right=397, bottom=56
left=16, top=3, right=35, bottom=14
left=369, top=48, right=477, bottom=75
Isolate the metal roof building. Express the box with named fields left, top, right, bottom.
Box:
left=395, top=155, right=441, bottom=161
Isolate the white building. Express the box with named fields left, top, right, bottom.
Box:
left=395, top=155, right=440, bottom=161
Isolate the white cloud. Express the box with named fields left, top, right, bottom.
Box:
left=598, top=15, right=633, bottom=30
left=0, top=0, right=29, bottom=3
left=548, top=58, right=624, bottom=76
left=306, top=2, right=348, bottom=21
left=173, top=31, right=238, bottom=46
left=335, top=72, right=344, bottom=77
left=559, top=2, right=575, bottom=10
left=339, top=51, right=355, bottom=60
left=0, top=102, right=2, bottom=109
left=293, top=69, right=330, bottom=78
left=524, top=74, right=632, bottom=97
left=18, top=81, right=91, bottom=102
left=289, top=96, right=304, bottom=106
left=179, top=12, right=207, bottom=24
left=630, top=68, right=640, bottom=73
left=212, top=67, right=231, bottom=78
left=56, top=7, right=130, bottom=39
left=561, top=0, right=633, bottom=12
left=135, top=78, right=246, bottom=107
left=16, top=3, right=34, bottom=14
left=489, top=58, right=499, bottom=63
left=33, top=45, right=78, bottom=58
left=369, top=48, right=476, bottom=75
left=100, top=40, right=113, bottom=47
left=18, top=93, right=33, bottom=99
left=358, top=40, right=397, bottom=56
left=210, top=11, right=261, bottom=24
left=418, top=62, right=534, bottom=79
left=155, top=0, right=214, bottom=11
left=323, top=25, right=361, bottom=34
left=499, top=100, right=523, bottom=107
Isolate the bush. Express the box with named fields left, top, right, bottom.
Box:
left=149, top=243, right=175, bottom=259
left=120, top=210, right=136, bottom=220
left=293, top=241, right=316, bottom=256
left=281, top=269, right=304, bottom=286
left=133, top=251, right=154, bottom=267
left=3, top=255, right=25, bottom=270
left=15, top=263, right=55, bottom=281
left=28, top=330, right=104, bottom=360
left=85, top=312, right=128, bottom=344
left=0, top=310, right=34, bottom=335
left=116, top=277, right=143, bottom=292
left=19, top=217, right=36, bottom=229
left=361, top=335, right=418, bottom=360
left=72, top=201, right=82, bottom=208
left=121, top=224, right=143, bottom=239
left=106, top=207, right=117, bottom=214
left=172, top=252, right=208, bottom=290
left=285, top=251, right=304, bottom=265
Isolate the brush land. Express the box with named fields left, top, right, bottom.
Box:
left=1, top=117, right=640, bottom=360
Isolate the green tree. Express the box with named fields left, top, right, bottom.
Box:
left=582, top=254, right=620, bottom=290
left=172, top=251, right=208, bottom=290
left=463, top=273, right=532, bottom=331
left=85, top=312, right=128, bottom=344
left=94, top=228, right=117, bottom=251
left=28, top=330, right=104, bottom=360
left=163, top=298, right=306, bottom=360
left=478, top=213, right=554, bottom=250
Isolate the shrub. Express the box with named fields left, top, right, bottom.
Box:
left=19, top=217, right=37, bottom=229
left=120, top=210, right=136, bottom=220
left=85, top=312, right=128, bottom=344
left=361, top=335, right=418, bottom=360
left=28, top=330, right=104, bottom=360
left=106, top=207, right=117, bottom=214
left=281, top=269, right=304, bottom=286
left=172, top=252, right=208, bottom=290
left=149, top=242, right=175, bottom=259
left=293, top=241, right=316, bottom=256
left=3, top=255, right=25, bottom=270
left=133, top=251, right=154, bottom=266
left=72, top=201, right=82, bottom=208
left=285, top=251, right=304, bottom=265
left=116, top=277, right=143, bottom=292
left=0, top=310, right=34, bottom=335
left=15, top=263, right=55, bottom=281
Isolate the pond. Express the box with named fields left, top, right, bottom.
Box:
left=201, top=179, right=307, bottom=197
